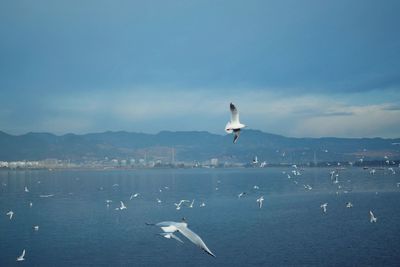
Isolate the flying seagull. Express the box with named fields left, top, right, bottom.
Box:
left=225, top=103, right=246, bottom=144
left=130, top=193, right=140, bottom=200
left=256, top=196, right=264, bottom=208
left=16, top=249, right=25, bottom=261
left=148, top=219, right=216, bottom=257
left=6, top=210, right=14, bottom=220
left=320, top=203, right=328, bottom=213
left=346, top=202, right=353, bottom=208
left=370, top=210, right=377, bottom=223
left=118, top=201, right=127, bottom=210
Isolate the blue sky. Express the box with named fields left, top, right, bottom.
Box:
left=0, top=0, right=399, bottom=137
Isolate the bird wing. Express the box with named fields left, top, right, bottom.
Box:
left=225, top=122, right=233, bottom=133
left=230, top=103, right=239, bottom=124
left=176, top=225, right=216, bottom=257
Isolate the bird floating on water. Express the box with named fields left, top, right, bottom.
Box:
left=346, top=202, right=353, bottom=208
left=225, top=103, right=246, bottom=144
left=6, top=210, right=14, bottom=220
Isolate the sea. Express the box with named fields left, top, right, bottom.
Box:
left=1, top=167, right=400, bottom=266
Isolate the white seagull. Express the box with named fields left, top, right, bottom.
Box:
left=225, top=103, right=246, bottom=144
left=130, top=193, right=140, bottom=200
left=24, top=186, right=29, bottom=193
left=157, top=198, right=162, bottom=204
left=346, top=202, right=353, bottom=208
left=256, top=196, right=264, bottom=208
left=200, top=202, right=206, bottom=207
left=119, top=201, right=127, bottom=210
left=33, top=225, right=39, bottom=231
left=238, top=192, right=246, bottom=198
left=189, top=199, right=195, bottom=208
left=369, top=210, right=377, bottom=223
left=16, top=249, right=25, bottom=261
left=175, top=200, right=190, bottom=210
left=6, top=210, right=14, bottom=220
left=149, top=219, right=216, bottom=257
left=320, top=203, right=328, bottom=213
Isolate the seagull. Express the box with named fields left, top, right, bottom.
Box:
left=149, top=219, right=216, bottom=257
left=6, top=210, right=14, bottom=220
left=320, top=203, right=328, bottom=213
left=16, top=249, right=25, bottom=261
left=119, top=201, right=127, bottom=210
left=253, top=185, right=259, bottom=190
left=346, top=202, right=353, bottom=208
left=33, top=225, right=39, bottom=231
left=39, top=194, right=54, bottom=198
left=29, top=202, right=33, bottom=208
left=200, top=202, right=206, bottom=207
left=175, top=200, right=190, bottom=210
left=252, top=156, right=258, bottom=164
left=130, top=193, right=140, bottom=200
left=24, top=186, right=29, bottom=193
left=370, top=210, right=377, bottom=223
left=256, top=196, right=264, bottom=208
left=157, top=198, right=162, bottom=204
left=189, top=199, right=195, bottom=208
left=238, top=192, right=246, bottom=198
left=225, top=102, right=246, bottom=144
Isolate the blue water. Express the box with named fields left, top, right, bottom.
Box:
left=1, top=167, right=400, bottom=266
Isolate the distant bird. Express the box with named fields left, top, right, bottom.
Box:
left=33, top=225, right=39, bottom=231
left=252, top=156, right=258, bottom=164
left=189, top=199, right=195, bottom=208
left=346, top=202, right=353, bottom=208
left=112, top=183, right=119, bottom=187
left=175, top=200, right=190, bottom=210
left=6, top=211, right=14, bottom=220
left=130, top=193, right=140, bottom=200
left=157, top=198, right=162, bottom=204
left=39, top=194, right=54, bottom=198
left=29, top=202, right=33, bottom=208
left=320, top=203, right=328, bottom=213
left=225, top=103, right=246, bottom=144
left=24, top=186, right=29, bottom=193
left=370, top=169, right=376, bottom=175
left=304, top=184, right=313, bottom=190
left=149, top=219, right=215, bottom=257
left=200, top=202, right=206, bottom=207
left=256, top=196, right=264, bottom=208
left=253, top=185, right=259, bottom=190
left=369, top=210, right=377, bottom=223
left=119, top=201, right=127, bottom=210
left=238, top=192, right=246, bottom=198
left=16, top=249, right=25, bottom=261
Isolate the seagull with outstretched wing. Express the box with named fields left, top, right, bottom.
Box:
left=225, top=103, right=246, bottom=144
left=148, top=219, right=216, bottom=257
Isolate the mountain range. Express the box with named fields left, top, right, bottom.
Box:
left=0, top=130, right=399, bottom=164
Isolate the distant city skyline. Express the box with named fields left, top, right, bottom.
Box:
left=1, top=0, right=399, bottom=138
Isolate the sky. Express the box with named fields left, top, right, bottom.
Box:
left=0, top=0, right=399, bottom=138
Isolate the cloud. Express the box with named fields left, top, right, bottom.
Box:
left=1, top=87, right=399, bottom=138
